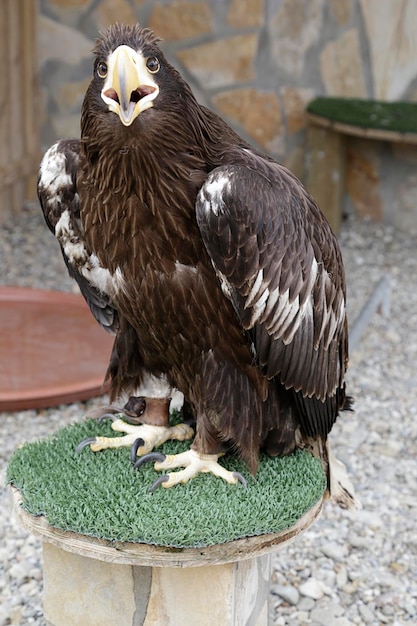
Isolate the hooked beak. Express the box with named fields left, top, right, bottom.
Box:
left=101, top=45, right=159, bottom=126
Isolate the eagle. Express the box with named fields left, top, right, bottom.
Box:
left=38, top=23, right=356, bottom=507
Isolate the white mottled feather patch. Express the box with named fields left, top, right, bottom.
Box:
left=55, top=210, right=126, bottom=297
left=86, top=254, right=112, bottom=294
left=200, top=173, right=232, bottom=216
left=55, top=210, right=86, bottom=266
left=39, top=144, right=72, bottom=202
left=85, top=259, right=126, bottom=297
left=55, top=209, right=74, bottom=239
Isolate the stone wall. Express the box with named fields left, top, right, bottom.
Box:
left=38, top=0, right=417, bottom=232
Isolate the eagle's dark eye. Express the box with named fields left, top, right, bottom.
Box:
left=146, top=57, right=160, bottom=74
left=97, top=62, right=108, bottom=79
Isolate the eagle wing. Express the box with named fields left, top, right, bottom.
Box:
left=196, top=153, right=349, bottom=438
left=37, top=139, right=118, bottom=334
left=37, top=139, right=167, bottom=401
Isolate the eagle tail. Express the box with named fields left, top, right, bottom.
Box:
left=298, top=435, right=360, bottom=509
left=326, top=440, right=361, bottom=510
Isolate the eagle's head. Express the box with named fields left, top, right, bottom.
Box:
left=86, top=23, right=188, bottom=129
left=81, top=23, right=232, bottom=176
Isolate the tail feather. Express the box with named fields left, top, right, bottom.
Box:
left=298, top=433, right=361, bottom=509
left=326, top=440, right=361, bottom=509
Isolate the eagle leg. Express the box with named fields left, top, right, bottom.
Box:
left=134, top=449, right=247, bottom=489
left=76, top=418, right=194, bottom=454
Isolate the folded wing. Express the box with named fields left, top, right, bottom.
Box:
left=196, top=151, right=349, bottom=438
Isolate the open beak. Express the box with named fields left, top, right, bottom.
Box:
left=101, top=45, right=159, bottom=126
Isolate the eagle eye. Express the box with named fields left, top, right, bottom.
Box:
left=146, top=57, right=160, bottom=74
left=97, top=62, right=108, bottom=79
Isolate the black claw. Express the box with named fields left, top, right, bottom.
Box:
left=97, top=412, right=122, bottom=424
left=233, top=472, right=248, bottom=488
left=133, top=452, right=166, bottom=470
left=75, top=437, right=97, bottom=453
left=130, top=438, right=145, bottom=463
left=150, top=475, right=170, bottom=492
left=121, top=415, right=144, bottom=426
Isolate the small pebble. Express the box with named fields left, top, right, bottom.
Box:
left=0, top=606, right=11, bottom=626
left=294, top=611, right=309, bottom=622
left=273, top=584, right=300, bottom=606
left=321, top=542, right=347, bottom=561
left=359, top=603, right=375, bottom=623
left=297, top=597, right=316, bottom=611
left=9, top=606, right=23, bottom=626
left=299, top=578, right=327, bottom=600
left=336, top=566, right=348, bottom=588
left=8, top=563, right=28, bottom=580
left=375, top=610, right=391, bottom=624
left=310, top=603, right=343, bottom=625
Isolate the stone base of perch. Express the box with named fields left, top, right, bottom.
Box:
left=43, top=543, right=271, bottom=626
left=11, top=487, right=322, bottom=626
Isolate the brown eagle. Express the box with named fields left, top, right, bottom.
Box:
left=38, top=23, right=356, bottom=506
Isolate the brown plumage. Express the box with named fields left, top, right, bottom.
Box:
left=38, top=23, right=356, bottom=505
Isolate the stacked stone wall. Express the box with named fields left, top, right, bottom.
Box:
left=38, top=0, right=417, bottom=231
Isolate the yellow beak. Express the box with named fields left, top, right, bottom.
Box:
left=101, top=45, right=159, bottom=126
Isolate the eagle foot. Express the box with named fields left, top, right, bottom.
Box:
left=134, top=449, right=247, bottom=490
left=76, top=420, right=194, bottom=454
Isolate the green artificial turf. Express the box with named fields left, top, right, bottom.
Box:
left=307, top=97, right=417, bottom=133
left=7, top=416, right=326, bottom=548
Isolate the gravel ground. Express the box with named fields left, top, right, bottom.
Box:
left=1, top=203, right=416, bottom=625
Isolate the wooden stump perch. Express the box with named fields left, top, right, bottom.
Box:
left=11, top=487, right=322, bottom=626
left=8, top=420, right=326, bottom=626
